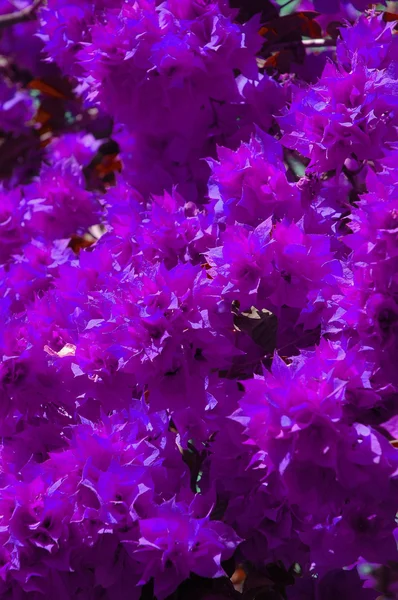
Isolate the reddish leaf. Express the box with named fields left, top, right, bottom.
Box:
left=34, top=107, right=51, bottom=126
left=27, top=79, right=66, bottom=99
left=382, top=11, right=398, bottom=23
left=95, top=153, right=122, bottom=179
left=259, top=11, right=322, bottom=44
left=259, top=50, right=300, bottom=73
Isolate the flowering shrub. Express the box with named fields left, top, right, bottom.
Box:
left=0, top=0, right=398, bottom=598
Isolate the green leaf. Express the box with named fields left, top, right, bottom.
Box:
left=276, top=0, right=301, bottom=16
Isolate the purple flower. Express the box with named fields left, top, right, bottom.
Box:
left=207, top=130, right=300, bottom=226
left=135, top=497, right=240, bottom=599
left=280, top=61, right=398, bottom=173
left=0, top=80, right=35, bottom=135
left=239, top=347, right=346, bottom=449
left=337, top=14, right=398, bottom=71
left=23, top=159, right=100, bottom=240
left=268, top=220, right=341, bottom=310
left=206, top=219, right=273, bottom=303
left=0, top=4, right=397, bottom=599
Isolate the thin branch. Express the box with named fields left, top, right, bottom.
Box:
left=268, top=37, right=337, bottom=52
left=301, top=38, right=337, bottom=48
left=0, top=0, right=44, bottom=30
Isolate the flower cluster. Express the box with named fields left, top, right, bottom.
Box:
left=0, top=1, right=397, bottom=599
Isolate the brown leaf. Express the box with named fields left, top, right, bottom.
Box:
left=68, top=234, right=96, bottom=254
left=326, top=20, right=344, bottom=40
left=231, top=566, right=247, bottom=593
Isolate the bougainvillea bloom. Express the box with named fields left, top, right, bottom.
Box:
left=0, top=1, right=397, bottom=599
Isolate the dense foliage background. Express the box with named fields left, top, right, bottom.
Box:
left=1, top=0, right=398, bottom=598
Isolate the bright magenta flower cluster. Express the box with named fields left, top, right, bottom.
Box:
left=0, top=1, right=397, bottom=599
